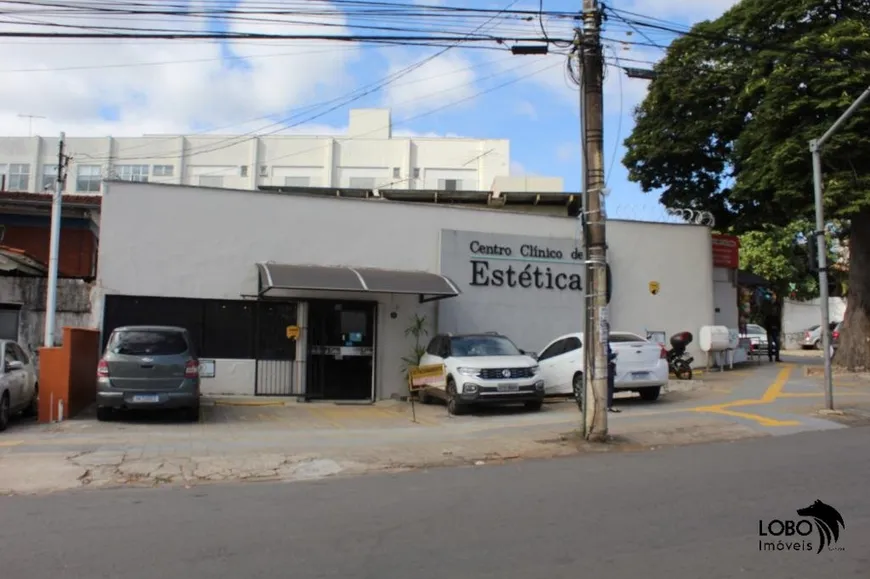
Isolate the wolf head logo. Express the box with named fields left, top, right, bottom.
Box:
left=797, top=500, right=845, bottom=554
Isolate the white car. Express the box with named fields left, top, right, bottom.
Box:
left=740, top=323, right=769, bottom=353
left=417, top=332, right=545, bottom=415
left=0, top=339, right=39, bottom=432
left=536, top=331, right=668, bottom=401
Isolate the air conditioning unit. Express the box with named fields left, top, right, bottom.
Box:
left=259, top=165, right=269, bottom=177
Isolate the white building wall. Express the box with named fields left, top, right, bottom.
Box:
left=98, top=181, right=715, bottom=399
left=0, top=110, right=522, bottom=195
left=782, top=297, right=847, bottom=350
left=712, top=267, right=739, bottom=328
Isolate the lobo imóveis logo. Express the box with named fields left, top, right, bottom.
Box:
left=759, top=500, right=846, bottom=554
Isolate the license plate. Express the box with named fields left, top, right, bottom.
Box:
left=132, top=394, right=160, bottom=403
left=497, top=383, right=519, bottom=392
left=631, top=372, right=649, bottom=380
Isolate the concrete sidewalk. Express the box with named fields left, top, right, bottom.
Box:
left=1, top=359, right=867, bottom=496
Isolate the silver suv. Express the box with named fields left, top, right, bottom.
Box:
left=97, top=326, right=200, bottom=422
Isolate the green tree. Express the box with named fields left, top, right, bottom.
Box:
left=623, top=0, right=870, bottom=369
left=737, top=220, right=846, bottom=301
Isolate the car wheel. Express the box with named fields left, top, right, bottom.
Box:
left=814, top=340, right=822, bottom=350
left=96, top=407, right=113, bottom=422
left=446, top=379, right=466, bottom=416
left=22, top=384, right=38, bottom=418
left=0, top=393, right=10, bottom=432
left=674, top=361, right=693, bottom=380
left=525, top=400, right=543, bottom=412
left=572, top=372, right=584, bottom=410
left=639, top=386, right=661, bottom=402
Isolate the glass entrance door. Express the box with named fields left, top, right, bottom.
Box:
left=307, top=301, right=375, bottom=401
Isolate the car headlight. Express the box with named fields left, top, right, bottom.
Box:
left=457, top=367, right=480, bottom=377
left=530, top=365, right=540, bottom=375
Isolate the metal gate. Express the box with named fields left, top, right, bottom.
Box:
left=255, top=359, right=302, bottom=396
left=254, top=301, right=302, bottom=396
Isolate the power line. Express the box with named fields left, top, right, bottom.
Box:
left=603, top=5, right=870, bottom=66
left=77, top=55, right=548, bottom=166
left=207, top=59, right=564, bottom=174
left=71, top=0, right=529, bottom=164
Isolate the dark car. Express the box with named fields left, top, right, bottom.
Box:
left=831, top=322, right=842, bottom=355
left=96, top=326, right=200, bottom=422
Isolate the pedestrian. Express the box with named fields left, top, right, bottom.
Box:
left=764, top=306, right=782, bottom=363
left=607, top=343, right=621, bottom=413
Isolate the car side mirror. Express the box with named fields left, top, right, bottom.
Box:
left=6, top=360, right=24, bottom=372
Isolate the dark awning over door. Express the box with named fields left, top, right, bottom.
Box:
left=256, top=263, right=460, bottom=302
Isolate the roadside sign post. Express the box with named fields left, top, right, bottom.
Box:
left=407, top=364, right=445, bottom=424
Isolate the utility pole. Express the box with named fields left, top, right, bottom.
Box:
left=579, top=0, right=609, bottom=441
left=809, top=84, right=870, bottom=411
left=44, top=132, right=68, bottom=347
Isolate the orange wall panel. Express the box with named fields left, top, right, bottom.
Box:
left=2, top=225, right=96, bottom=278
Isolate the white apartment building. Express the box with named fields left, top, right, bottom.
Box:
left=0, top=109, right=563, bottom=195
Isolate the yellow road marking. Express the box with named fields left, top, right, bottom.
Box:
left=692, top=406, right=801, bottom=427
left=692, top=365, right=800, bottom=427
left=0, top=440, right=23, bottom=447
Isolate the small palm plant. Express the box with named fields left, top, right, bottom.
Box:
left=400, top=313, right=429, bottom=381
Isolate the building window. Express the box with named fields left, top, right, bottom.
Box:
left=240, top=165, right=248, bottom=177
left=76, top=165, right=102, bottom=193
left=412, top=167, right=421, bottom=179
left=349, top=177, right=375, bottom=189
left=199, top=175, right=224, bottom=188
left=2, top=164, right=30, bottom=191
left=0, top=305, right=20, bottom=341
left=115, top=164, right=149, bottom=183
left=438, top=178, right=462, bottom=191
left=283, top=176, right=310, bottom=187
left=41, top=164, right=59, bottom=191
left=392, top=167, right=400, bottom=179
left=152, top=165, right=174, bottom=177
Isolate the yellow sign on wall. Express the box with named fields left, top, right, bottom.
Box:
left=285, top=325, right=300, bottom=340
left=649, top=281, right=660, bottom=295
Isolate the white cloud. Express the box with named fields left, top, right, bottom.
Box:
left=621, top=0, right=739, bottom=20
left=380, top=50, right=478, bottom=116
left=0, top=0, right=362, bottom=137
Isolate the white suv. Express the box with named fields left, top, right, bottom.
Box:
left=417, top=332, right=544, bottom=415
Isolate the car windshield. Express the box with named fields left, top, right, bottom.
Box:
left=746, top=325, right=766, bottom=335
left=108, top=330, right=188, bottom=356
left=807, top=325, right=820, bottom=332
left=450, top=335, right=521, bottom=357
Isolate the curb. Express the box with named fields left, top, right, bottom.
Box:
left=208, top=399, right=288, bottom=407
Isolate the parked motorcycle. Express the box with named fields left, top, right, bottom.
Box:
left=667, top=331, right=694, bottom=380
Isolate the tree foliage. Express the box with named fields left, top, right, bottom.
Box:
left=623, top=0, right=870, bottom=369
left=737, top=220, right=844, bottom=300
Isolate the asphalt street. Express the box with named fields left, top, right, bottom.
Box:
left=2, top=427, right=868, bottom=579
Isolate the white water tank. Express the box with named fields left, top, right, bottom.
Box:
left=699, top=325, right=731, bottom=352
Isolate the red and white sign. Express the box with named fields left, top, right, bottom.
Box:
left=711, top=234, right=740, bottom=269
